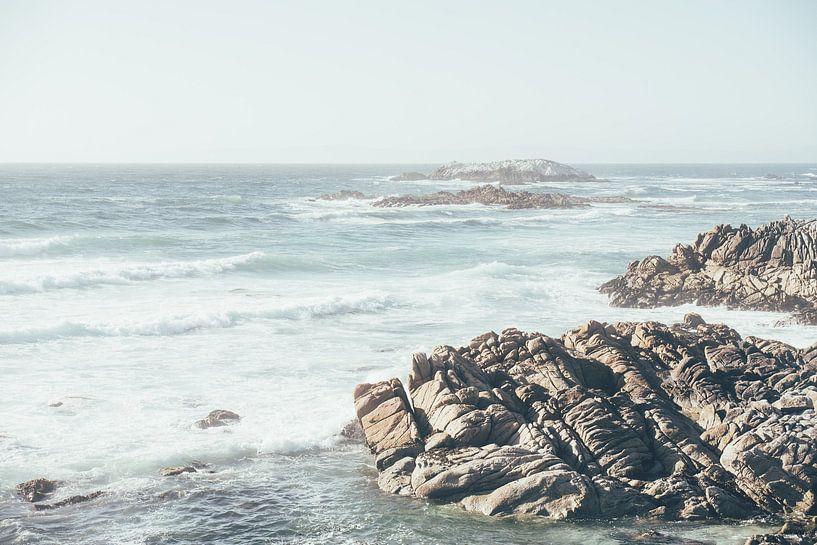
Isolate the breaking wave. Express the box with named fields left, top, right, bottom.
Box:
left=0, top=292, right=396, bottom=344
left=0, top=252, right=267, bottom=294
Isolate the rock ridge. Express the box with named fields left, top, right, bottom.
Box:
left=353, top=317, right=817, bottom=528
left=600, top=217, right=817, bottom=325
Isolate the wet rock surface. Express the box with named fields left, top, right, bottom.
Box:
left=353, top=319, right=817, bottom=532
left=160, top=461, right=210, bottom=476
left=373, top=184, right=627, bottom=209
left=194, top=409, right=240, bottom=429
left=600, top=217, right=817, bottom=324
left=32, top=491, right=104, bottom=511
left=16, top=478, right=58, bottom=502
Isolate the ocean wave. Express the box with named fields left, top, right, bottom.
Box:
left=0, top=235, right=76, bottom=257
left=0, top=252, right=266, bottom=294
left=0, top=292, right=396, bottom=344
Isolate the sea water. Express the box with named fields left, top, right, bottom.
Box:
left=1, top=163, right=816, bottom=544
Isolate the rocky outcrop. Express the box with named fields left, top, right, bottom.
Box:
left=353, top=318, right=817, bottom=528
left=373, top=184, right=626, bottom=209
left=194, top=409, right=240, bottom=429
left=390, top=172, right=428, bottom=181
left=600, top=218, right=817, bottom=325
left=429, top=159, right=596, bottom=184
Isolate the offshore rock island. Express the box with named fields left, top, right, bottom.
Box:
left=373, top=184, right=627, bottom=209
left=352, top=317, right=816, bottom=537
left=390, top=158, right=597, bottom=184
left=600, top=217, right=817, bottom=325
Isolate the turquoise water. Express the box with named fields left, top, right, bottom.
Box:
left=1, top=163, right=816, bottom=544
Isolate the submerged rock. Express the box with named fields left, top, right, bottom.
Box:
left=352, top=319, right=817, bottom=526
left=373, top=184, right=626, bottom=209
left=16, top=478, right=58, bottom=502
left=339, top=419, right=366, bottom=442
left=160, top=461, right=209, bottom=476
left=600, top=217, right=817, bottom=324
left=316, top=190, right=368, bottom=201
left=390, top=172, right=428, bottom=181
left=194, top=409, right=240, bottom=429
left=429, top=159, right=596, bottom=184
left=33, top=491, right=104, bottom=511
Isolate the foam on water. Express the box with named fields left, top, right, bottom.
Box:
left=0, top=163, right=815, bottom=545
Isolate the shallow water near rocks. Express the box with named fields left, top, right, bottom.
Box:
left=1, top=163, right=815, bottom=544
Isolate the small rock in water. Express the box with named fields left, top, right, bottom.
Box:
left=160, top=461, right=209, bottom=476
left=682, top=312, right=706, bottom=328
left=33, top=491, right=104, bottom=511
left=194, top=409, right=240, bottom=429
left=316, top=190, right=368, bottom=201
left=16, top=478, right=58, bottom=502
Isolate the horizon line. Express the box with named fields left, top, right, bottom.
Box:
left=1, top=161, right=816, bottom=166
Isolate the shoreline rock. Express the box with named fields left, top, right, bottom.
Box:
left=373, top=184, right=627, bottom=209
left=352, top=319, right=816, bottom=532
left=599, top=217, right=817, bottom=324
left=429, top=159, right=597, bottom=184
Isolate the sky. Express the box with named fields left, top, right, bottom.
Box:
left=0, top=0, right=815, bottom=163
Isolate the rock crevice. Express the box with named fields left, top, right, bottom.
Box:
left=353, top=318, right=817, bottom=523
left=600, top=217, right=817, bottom=324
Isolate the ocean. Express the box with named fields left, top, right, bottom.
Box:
left=1, top=163, right=816, bottom=544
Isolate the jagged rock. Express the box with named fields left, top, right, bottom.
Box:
left=16, top=478, right=58, bottom=502
left=352, top=319, right=817, bottom=527
left=316, top=190, right=368, bottom=200
left=600, top=217, right=817, bottom=324
left=33, top=491, right=104, bottom=511
left=428, top=159, right=597, bottom=184
left=373, top=184, right=627, bottom=209
left=194, top=409, right=240, bottom=429
left=389, top=172, right=428, bottom=181
left=353, top=379, right=423, bottom=470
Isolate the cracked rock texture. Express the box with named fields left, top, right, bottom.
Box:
left=353, top=318, right=817, bottom=526
left=600, top=217, right=817, bottom=325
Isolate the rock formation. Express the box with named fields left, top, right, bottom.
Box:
left=600, top=217, right=817, bottom=325
left=373, top=184, right=626, bottom=209
left=353, top=317, right=817, bottom=534
left=429, top=159, right=596, bottom=184
left=390, top=172, right=428, bottom=182
left=194, top=409, right=240, bottom=429
left=16, top=478, right=58, bottom=502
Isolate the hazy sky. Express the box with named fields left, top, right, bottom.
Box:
left=1, top=1, right=816, bottom=163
